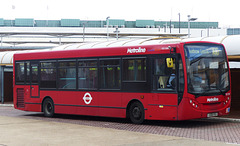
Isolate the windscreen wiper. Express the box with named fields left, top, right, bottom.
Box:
left=190, top=56, right=204, bottom=65
left=216, top=86, right=225, bottom=95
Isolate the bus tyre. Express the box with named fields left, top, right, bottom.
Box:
left=129, top=102, right=145, bottom=124
left=43, top=98, right=54, bottom=117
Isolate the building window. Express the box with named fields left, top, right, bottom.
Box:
left=78, top=60, right=98, bottom=90
left=100, top=59, right=120, bottom=89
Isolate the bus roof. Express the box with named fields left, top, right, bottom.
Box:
left=14, top=40, right=224, bottom=61
left=4, top=36, right=230, bottom=64
left=14, top=43, right=180, bottom=61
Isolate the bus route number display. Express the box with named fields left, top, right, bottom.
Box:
left=188, top=47, right=223, bottom=57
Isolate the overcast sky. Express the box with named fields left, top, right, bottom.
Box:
left=0, top=0, right=239, bottom=27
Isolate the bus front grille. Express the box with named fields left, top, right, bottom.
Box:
left=17, top=88, right=25, bottom=108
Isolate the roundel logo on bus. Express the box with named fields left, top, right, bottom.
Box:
left=83, top=92, right=92, bottom=104
left=127, top=47, right=146, bottom=53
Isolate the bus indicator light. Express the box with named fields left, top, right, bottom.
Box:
left=226, top=107, right=230, bottom=113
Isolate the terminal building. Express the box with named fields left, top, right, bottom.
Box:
left=0, top=18, right=227, bottom=49
left=0, top=18, right=239, bottom=114
left=0, top=18, right=219, bottom=28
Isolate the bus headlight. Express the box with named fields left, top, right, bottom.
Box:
left=224, top=96, right=230, bottom=105
left=190, top=99, right=199, bottom=109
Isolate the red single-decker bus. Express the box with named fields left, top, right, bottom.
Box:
left=13, top=41, right=231, bottom=124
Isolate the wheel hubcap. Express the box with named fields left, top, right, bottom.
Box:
left=132, top=107, right=141, bottom=119
left=46, top=103, right=52, bottom=114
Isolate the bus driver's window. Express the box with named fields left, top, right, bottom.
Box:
left=154, top=57, right=176, bottom=90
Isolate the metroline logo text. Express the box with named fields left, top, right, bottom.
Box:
left=207, top=97, right=219, bottom=102
left=127, top=47, right=146, bottom=53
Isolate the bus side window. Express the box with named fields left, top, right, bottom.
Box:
left=178, top=57, right=184, bottom=93
left=15, top=62, right=25, bottom=84
left=153, top=57, right=176, bottom=90
left=58, top=60, right=77, bottom=89
left=78, top=60, right=98, bottom=90
left=100, top=59, right=121, bottom=89
left=26, top=62, right=30, bottom=84
left=40, top=61, right=57, bottom=89
left=123, top=58, right=146, bottom=81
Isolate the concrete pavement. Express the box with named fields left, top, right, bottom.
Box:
left=0, top=103, right=13, bottom=107
left=0, top=116, right=238, bottom=146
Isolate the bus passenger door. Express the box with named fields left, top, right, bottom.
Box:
left=149, top=55, right=178, bottom=120
left=30, top=62, right=39, bottom=98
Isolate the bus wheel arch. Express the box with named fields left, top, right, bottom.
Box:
left=126, top=99, right=145, bottom=124
left=42, top=96, right=55, bottom=117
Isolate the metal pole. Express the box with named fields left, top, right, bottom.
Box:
left=115, top=27, right=119, bottom=40
left=46, top=5, right=49, bottom=27
left=0, top=66, right=4, bottom=104
left=178, top=13, right=180, bottom=33
left=188, top=15, right=190, bottom=38
left=170, top=20, right=171, bottom=33
left=83, top=23, right=85, bottom=42
left=59, top=36, right=62, bottom=45
left=164, top=22, right=167, bottom=33
left=188, top=15, right=197, bottom=38
left=1, top=35, right=2, bottom=47
left=208, top=27, right=210, bottom=37
left=106, top=16, right=110, bottom=41
left=0, top=66, right=1, bottom=103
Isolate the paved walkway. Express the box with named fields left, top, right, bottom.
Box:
left=1, top=103, right=240, bottom=145
left=0, top=103, right=13, bottom=107
left=0, top=116, right=239, bottom=146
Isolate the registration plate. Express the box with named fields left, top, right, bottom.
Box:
left=207, top=112, right=218, bottom=117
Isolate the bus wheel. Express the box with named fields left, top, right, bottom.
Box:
left=129, top=102, right=145, bottom=124
left=43, top=98, right=54, bottom=117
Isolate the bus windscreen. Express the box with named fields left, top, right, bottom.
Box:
left=184, top=44, right=230, bottom=96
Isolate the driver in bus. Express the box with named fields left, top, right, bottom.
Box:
left=167, top=69, right=176, bottom=89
